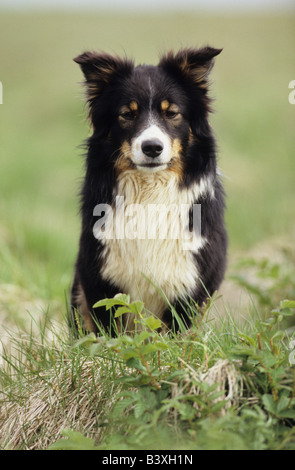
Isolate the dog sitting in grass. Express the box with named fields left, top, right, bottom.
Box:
left=70, top=47, right=227, bottom=335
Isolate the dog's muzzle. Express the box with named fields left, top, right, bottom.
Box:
left=131, top=125, right=172, bottom=170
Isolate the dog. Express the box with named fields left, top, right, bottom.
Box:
left=70, top=47, right=227, bottom=335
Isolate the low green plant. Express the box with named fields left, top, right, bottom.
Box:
left=1, top=289, right=294, bottom=450
left=50, top=293, right=295, bottom=451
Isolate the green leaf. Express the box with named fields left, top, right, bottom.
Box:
left=126, top=357, right=147, bottom=372
left=140, top=342, right=168, bottom=355
left=130, top=301, right=144, bottom=315
left=92, top=298, right=115, bottom=309
left=262, top=394, right=277, bottom=414
left=114, top=293, right=131, bottom=303
left=277, top=409, right=295, bottom=419
left=140, top=343, right=159, bottom=355
left=72, top=333, right=97, bottom=349
left=106, top=337, right=121, bottom=349
left=114, top=306, right=132, bottom=318
left=112, top=397, right=135, bottom=417
left=93, top=294, right=130, bottom=310
left=121, top=347, right=140, bottom=361
left=88, top=343, right=103, bottom=357
left=144, top=316, right=162, bottom=330
left=277, top=394, right=290, bottom=413
left=50, top=429, right=97, bottom=450
left=211, top=400, right=228, bottom=413
left=271, top=330, right=285, bottom=342
left=136, top=330, right=152, bottom=344
left=280, top=300, right=295, bottom=309
left=134, top=402, right=147, bottom=419
left=261, top=351, right=276, bottom=368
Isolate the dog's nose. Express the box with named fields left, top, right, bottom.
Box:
left=141, top=139, right=164, bottom=158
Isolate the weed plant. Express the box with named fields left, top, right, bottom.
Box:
left=1, top=291, right=294, bottom=450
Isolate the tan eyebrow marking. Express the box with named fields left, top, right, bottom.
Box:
left=130, top=101, right=138, bottom=111
left=161, top=100, right=170, bottom=112
left=161, top=101, right=181, bottom=115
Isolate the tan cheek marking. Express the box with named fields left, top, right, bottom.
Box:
left=172, top=138, right=182, bottom=156
left=115, top=141, right=134, bottom=173
left=169, top=138, right=183, bottom=179
left=120, top=140, right=132, bottom=156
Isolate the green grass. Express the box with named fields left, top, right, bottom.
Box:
left=0, top=10, right=295, bottom=450
left=0, top=293, right=294, bottom=450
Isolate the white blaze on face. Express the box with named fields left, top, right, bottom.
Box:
left=131, top=124, right=172, bottom=167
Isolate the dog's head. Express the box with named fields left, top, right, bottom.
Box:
left=74, top=47, right=221, bottom=178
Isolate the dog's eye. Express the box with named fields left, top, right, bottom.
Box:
left=120, top=111, right=136, bottom=121
left=165, top=110, right=179, bottom=119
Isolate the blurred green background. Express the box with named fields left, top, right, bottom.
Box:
left=0, top=5, right=294, bottom=324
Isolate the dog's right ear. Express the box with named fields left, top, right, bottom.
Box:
left=74, top=51, right=134, bottom=104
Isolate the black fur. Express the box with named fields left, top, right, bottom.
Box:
left=70, top=47, right=227, bottom=335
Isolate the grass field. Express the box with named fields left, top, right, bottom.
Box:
left=0, top=10, right=294, bottom=450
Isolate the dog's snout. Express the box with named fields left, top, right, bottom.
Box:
left=141, top=139, right=164, bottom=159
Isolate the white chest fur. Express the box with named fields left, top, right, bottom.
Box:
left=96, top=171, right=212, bottom=321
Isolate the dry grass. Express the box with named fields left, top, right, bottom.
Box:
left=0, top=351, right=244, bottom=450
left=0, top=356, right=120, bottom=450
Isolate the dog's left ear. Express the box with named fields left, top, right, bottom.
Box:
left=74, top=51, right=134, bottom=104
left=159, top=47, right=222, bottom=86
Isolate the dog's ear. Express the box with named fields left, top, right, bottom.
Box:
left=74, top=51, right=134, bottom=103
left=159, top=47, right=222, bottom=137
left=159, top=47, right=222, bottom=87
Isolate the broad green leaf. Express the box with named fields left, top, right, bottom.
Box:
left=114, top=293, right=131, bottom=303
left=121, top=347, right=140, bottom=360
left=126, top=357, right=147, bottom=372
left=277, top=394, right=290, bottom=413
left=144, top=316, right=162, bottom=330
left=129, top=300, right=144, bottom=315
left=262, top=394, right=276, bottom=414
left=134, top=402, right=147, bottom=419
left=106, top=337, right=121, bottom=349
left=50, top=429, right=97, bottom=450
left=140, top=343, right=159, bottom=355
left=280, top=300, right=295, bottom=309
left=114, top=306, right=132, bottom=318
left=137, top=330, right=152, bottom=343
left=93, top=294, right=130, bottom=309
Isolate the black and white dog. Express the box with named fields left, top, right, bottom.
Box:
left=70, top=47, right=227, bottom=334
